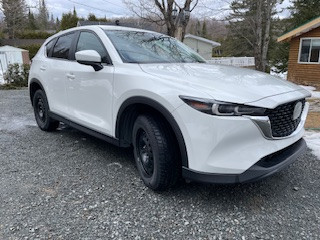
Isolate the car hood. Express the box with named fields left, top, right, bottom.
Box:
left=139, top=63, right=309, bottom=104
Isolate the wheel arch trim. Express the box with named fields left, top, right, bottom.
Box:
left=115, top=96, right=189, bottom=167
left=29, top=78, right=45, bottom=105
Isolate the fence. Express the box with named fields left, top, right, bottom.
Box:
left=207, top=57, right=255, bottom=67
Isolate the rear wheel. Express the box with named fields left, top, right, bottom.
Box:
left=33, top=89, right=59, bottom=131
left=132, top=114, right=178, bottom=191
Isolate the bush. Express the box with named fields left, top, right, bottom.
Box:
left=16, top=31, right=54, bottom=39
left=3, top=63, right=30, bottom=88
left=20, top=44, right=42, bottom=59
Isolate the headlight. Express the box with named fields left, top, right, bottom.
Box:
left=179, top=96, right=266, bottom=116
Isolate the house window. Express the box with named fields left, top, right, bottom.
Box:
left=299, top=38, right=320, bottom=63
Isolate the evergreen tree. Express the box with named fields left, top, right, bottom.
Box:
left=56, top=17, right=61, bottom=30
left=60, top=8, right=78, bottom=30
left=290, top=0, right=320, bottom=28
left=88, top=13, right=98, bottom=21
left=27, top=9, right=37, bottom=30
left=38, top=0, right=49, bottom=30
left=201, top=21, right=207, bottom=38
left=228, top=0, right=282, bottom=72
left=2, top=0, right=27, bottom=38
left=195, top=20, right=201, bottom=36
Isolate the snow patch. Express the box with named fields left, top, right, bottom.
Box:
left=270, top=67, right=288, bottom=80
left=300, top=85, right=320, bottom=99
left=304, top=131, right=320, bottom=160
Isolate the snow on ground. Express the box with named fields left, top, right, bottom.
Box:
left=300, top=85, right=320, bottom=99
left=305, top=131, right=320, bottom=160
left=270, top=67, right=288, bottom=80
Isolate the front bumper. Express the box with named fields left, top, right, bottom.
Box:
left=182, top=138, right=306, bottom=184
left=172, top=100, right=309, bottom=175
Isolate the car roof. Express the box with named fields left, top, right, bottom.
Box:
left=44, top=25, right=166, bottom=46
left=54, top=25, right=159, bottom=38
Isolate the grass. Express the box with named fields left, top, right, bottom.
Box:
left=0, top=84, right=27, bottom=90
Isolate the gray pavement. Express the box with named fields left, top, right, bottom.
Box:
left=0, top=89, right=319, bottom=239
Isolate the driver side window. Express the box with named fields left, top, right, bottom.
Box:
left=76, top=32, right=110, bottom=64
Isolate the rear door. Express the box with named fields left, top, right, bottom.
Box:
left=45, top=31, right=77, bottom=116
left=66, top=30, right=114, bottom=136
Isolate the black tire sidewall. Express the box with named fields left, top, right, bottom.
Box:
left=132, top=116, right=167, bottom=190
left=33, top=90, right=51, bottom=130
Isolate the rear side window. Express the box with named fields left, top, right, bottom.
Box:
left=45, top=39, right=56, bottom=57
left=52, top=32, right=75, bottom=59
left=76, top=32, right=109, bottom=63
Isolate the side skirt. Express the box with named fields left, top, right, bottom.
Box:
left=49, top=111, right=125, bottom=147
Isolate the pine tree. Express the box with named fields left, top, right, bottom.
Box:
left=2, top=0, right=27, bottom=38
left=60, top=8, right=79, bottom=30
left=290, top=0, right=320, bottom=28
left=88, top=13, right=98, bottom=22
left=196, top=20, right=201, bottom=36
left=56, top=17, right=61, bottom=30
left=228, top=0, right=281, bottom=72
left=201, top=21, right=207, bottom=38
left=27, top=9, right=37, bottom=30
left=38, top=0, right=49, bottom=30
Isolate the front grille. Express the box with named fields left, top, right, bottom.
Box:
left=266, top=99, right=305, bottom=138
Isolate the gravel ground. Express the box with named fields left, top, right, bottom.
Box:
left=0, top=89, right=320, bottom=240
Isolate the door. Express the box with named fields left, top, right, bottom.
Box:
left=66, top=31, right=114, bottom=136
left=44, top=32, right=76, bottom=116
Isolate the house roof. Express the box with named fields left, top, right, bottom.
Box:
left=0, top=45, right=28, bottom=52
left=184, top=34, right=221, bottom=47
left=277, top=16, right=320, bottom=42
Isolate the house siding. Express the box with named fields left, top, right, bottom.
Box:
left=183, top=38, right=212, bottom=60
left=287, top=27, right=320, bottom=88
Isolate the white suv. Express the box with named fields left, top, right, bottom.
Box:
left=29, top=26, right=310, bottom=190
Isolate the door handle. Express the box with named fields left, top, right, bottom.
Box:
left=66, top=73, right=75, bottom=80
left=40, top=66, right=46, bottom=71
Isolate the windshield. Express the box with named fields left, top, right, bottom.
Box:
left=104, top=30, right=206, bottom=64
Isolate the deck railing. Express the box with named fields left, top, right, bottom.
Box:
left=207, top=57, right=255, bottom=67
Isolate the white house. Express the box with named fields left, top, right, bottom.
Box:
left=0, top=46, right=30, bottom=84
left=183, top=34, right=221, bottom=60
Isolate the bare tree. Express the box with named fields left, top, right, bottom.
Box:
left=124, top=0, right=199, bottom=41
left=229, top=0, right=282, bottom=72
left=0, top=0, right=27, bottom=39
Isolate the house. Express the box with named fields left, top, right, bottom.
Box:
left=0, top=45, right=30, bottom=84
left=277, top=17, right=320, bottom=88
left=183, top=34, right=221, bottom=60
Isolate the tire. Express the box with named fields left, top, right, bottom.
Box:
left=132, top=114, right=179, bottom=191
left=33, top=89, right=59, bottom=131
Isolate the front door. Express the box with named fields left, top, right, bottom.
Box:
left=66, top=31, right=114, bottom=136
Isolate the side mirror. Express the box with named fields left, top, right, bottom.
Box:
left=75, top=50, right=103, bottom=71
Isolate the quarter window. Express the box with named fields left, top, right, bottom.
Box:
left=45, top=39, right=56, bottom=57
left=76, top=32, right=109, bottom=63
left=299, top=38, right=320, bottom=63
left=52, top=32, right=75, bottom=59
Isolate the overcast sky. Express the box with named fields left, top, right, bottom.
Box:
left=25, top=0, right=292, bottom=20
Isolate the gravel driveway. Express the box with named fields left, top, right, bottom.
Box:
left=1, top=89, right=319, bottom=239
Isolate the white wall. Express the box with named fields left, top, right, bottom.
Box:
left=183, top=38, right=213, bottom=60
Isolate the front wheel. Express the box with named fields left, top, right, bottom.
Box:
left=33, top=89, right=59, bottom=131
left=132, top=114, right=178, bottom=191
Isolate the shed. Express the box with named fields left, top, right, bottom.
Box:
left=277, top=17, right=320, bottom=88
left=0, top=45, right=30, bottom=84
left=183, top=34, right=221, bottom=60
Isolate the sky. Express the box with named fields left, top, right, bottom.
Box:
left=24, top=0, right=293, bottom=20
